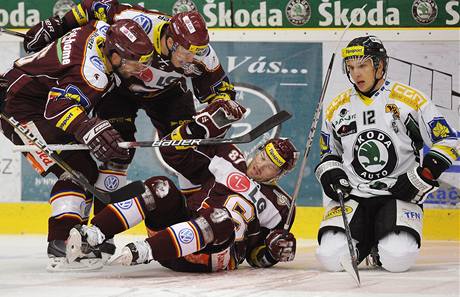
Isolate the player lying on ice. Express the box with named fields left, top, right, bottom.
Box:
left=315, top=35, right=459, bottom=273
left=66, top=98, right=300, bottom=272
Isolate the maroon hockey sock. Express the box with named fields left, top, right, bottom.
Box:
left=48, top=216, right=82, bottom=241
left=48, top=179, right=86, bottom=241
left=146, top=229, right=181, bottom=261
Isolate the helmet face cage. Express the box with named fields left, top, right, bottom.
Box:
left=342, top=36, right=389, bottom=78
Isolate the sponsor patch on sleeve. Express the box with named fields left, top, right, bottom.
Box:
left=320, top=131, right=331, bottom=156
left=428, top=117, right=456, bottom=142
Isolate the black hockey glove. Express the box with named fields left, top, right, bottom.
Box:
left=389, top=166, right=439, bottom=204
left=23, top=16, right=67, bottom=53
left=315, top=156, right=352, bottom=202
left=266, top=229, right=296, bottom=262
left=73, top=117, right=129, bottom=162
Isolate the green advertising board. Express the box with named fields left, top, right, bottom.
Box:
left=0, top=0, right=458, bottom=29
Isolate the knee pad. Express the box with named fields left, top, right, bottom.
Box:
left=49, top=179, right=89, bottom=220
left=95, top=161, right=128, bottom=192
left=378, top=231, right=419, bottom=272
left=316, top=230, right=350, bottom=272
left=197, top=207, right=234, bottom=245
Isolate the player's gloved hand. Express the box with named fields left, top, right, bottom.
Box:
left=266, top=229, right=296, bottom=262
left=193, top=99, right=246, bottom=138
left=389, top=166, right=439, bottom=204
left=73, top=117, right=129, bottom=162
left=315, top=156, right=352, bottom=202
left=23, top=16, right=65, bottom=53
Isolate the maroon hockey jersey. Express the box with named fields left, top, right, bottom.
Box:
left=161, top=143, right=295, bottom=266
left=5, top=20, right=114, bottom=134
left=62, top=0, right=234, bottom=102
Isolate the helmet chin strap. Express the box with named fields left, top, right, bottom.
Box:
left=163, top=32, right=175, bottom=61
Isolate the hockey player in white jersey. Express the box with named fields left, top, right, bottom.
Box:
left=315, top=36, right=459, bottom=273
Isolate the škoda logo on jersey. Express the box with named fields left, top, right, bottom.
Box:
left=351, top=130, right=397, bottom=181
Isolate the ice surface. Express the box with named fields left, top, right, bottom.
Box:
left=0, top=235, right=458, bottom=297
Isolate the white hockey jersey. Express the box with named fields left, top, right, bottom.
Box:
left=320, top=80, right=459, bottom=197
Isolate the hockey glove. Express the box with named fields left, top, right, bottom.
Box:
left=23, top=16, right=66, bottom=53
left=266, top=229, right=296, bottom=262
left=73, top=117, right=129, bottom=162
left=109, top=241, right=153, bottom=266
left=389, top=166, right=439, bottom=204
left=193, top=99, right=246, bottom=138
left=315, top=156, right=352, bottom=202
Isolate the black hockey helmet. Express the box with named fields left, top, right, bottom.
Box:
left=342, top=35, right=388, bottom=75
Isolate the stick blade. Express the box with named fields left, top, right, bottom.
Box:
left=108, top=180, right=145, bottom=203
left=340, top=254, right=361, bottom=287
left=232, top=110, right=292, bottom=144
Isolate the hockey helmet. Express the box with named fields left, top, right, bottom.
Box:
left=168, top=11, right=209, bottom=56
left=342, top=35, right=388, bottom=74
left=105, top=19, right=154, bottom=64
left=262, top=138, right=299, bottom=172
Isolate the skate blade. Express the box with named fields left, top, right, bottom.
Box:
left=47, top=257, right=103, bottom=272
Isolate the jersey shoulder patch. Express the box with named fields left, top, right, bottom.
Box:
left=194, top=45, right=220, bottom=72
left=81, top=22, right=110, bottom=90
left=114, top=9, right=170, bottom=36
left=326, top=88, right=351, bottom=122
left=389, top=82, right=428, bottom=110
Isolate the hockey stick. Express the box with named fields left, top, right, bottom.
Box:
left=0, top=113, right=145, bottom=204
left=283, top=5, right=368, bottom=235
left=336, top=188, right=361, bottom=287
left=12, top=110, right=292, bottom=151
left=0, top=27, right=26, bottom=38
left=280, top=5, right=366, bottom=288
left=120, top=110, right=291, bottom=148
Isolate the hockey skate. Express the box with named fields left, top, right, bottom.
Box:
left=46, top=239, right=103, bottom=272
left=66, top=225, right=115, bottom=265
left=365, top=246, right=382, bottom=268
left=108, top=241, right=153, bottom=266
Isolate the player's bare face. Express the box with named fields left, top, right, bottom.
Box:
left=345, top=58, right=376, bottom=93
left=247, top=150, right=282, bottom=182
left=171, top=46, right=195, bottom=68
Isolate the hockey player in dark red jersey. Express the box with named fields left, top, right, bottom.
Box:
left=0, top=19, right=154, bottom=271
left=23, top=1, right=238, bottom=197
left=65, top=99, right=299, bottom=272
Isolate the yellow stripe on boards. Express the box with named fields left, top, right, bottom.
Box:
left=0, top=203, right=458, bottom=240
